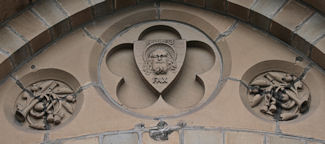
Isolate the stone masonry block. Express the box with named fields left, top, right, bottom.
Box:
left=311, top=37, right=325, bottom=69
left=270, top=0, right=314, bottom=43
left=296, top=13, right=325, bottom=43
left=184, top=0, right=205, bottom=7
left=8, top=10, right=48, bottom=41
left=92, top=0, right=113, bottom=18
left=302, top=0, right=325, bottom=15
left=266, top=135, right=305, bottom=144
left=184, top=129, right=223, bottom=144
left=62, top=137, right=99, bottom=144
left=0, top=54, right=13, bottom=81
left=103, top=133, right=138, bottom=144
left=251, top=0, right=287, bottom=18
left=225, top=131, right=264, bottom=144
left=205, top=0, right=226, bottom=12
left=250, top=0, right=286, bottom=31
left=228, top=0, right=255, bottom=21
left=114, top=0, right=137, bottom=10
left=57, top=0, right=93, bottom=28
left=32, top=0, right=68, bottom=26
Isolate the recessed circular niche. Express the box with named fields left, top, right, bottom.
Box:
left=99, top=21, right=224, bottom=118
left=240, top=61, right=315, bottom=121
left=5, top=69, right=83, bottom=131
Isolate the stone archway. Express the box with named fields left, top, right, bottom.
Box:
left=0, top=1, right=325, bottom=144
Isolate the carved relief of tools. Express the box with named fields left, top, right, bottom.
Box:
left=15, top=80, right=76, bottom=130
left=248, top=72, right=310, bottom=121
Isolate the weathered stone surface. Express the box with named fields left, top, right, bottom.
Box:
left=307, top=141, right=324, bottom=144
left=225, top=23, right=308, bottom=79
left=225, top=131, right=264, bottom=144
left=160, top=2, right=235, bottom=40
left=184, top=130, right=223, bottom=144
left=57, top=0, right=90, bottom=16
left=8, top=10, right=48, bottom=41
left=29, top=30, right=52, bottom=54
left=103, top=133, right=138, bottom=144
left=228, top=0, right=255, bottom=21
left=296, top=13, right=325, bottom=43
left=291, top=35, right=311, bottom=55
left=270, top=0, right=314, bottom=43
left=311, top=37, right=325, bottom=69
left=302, top=0, right=325, bottom=15
left=142, top=132, right=179, bottom=144
left=184, top=0, right=205, bottom=7
left=0, top=26, right=30, bottom=66
left=7, top=10, right=52, bottom=54
left=114, top=0, right=137, bottom=10
left=62, top=137, right=99, bottom=144
left=272, top=0, right=314, bottom=31
left=47, top=86, right=140, bottom=140
left=0, top=54, right=12, bottom=80
left=205, top=0, right=226, bottom=12
left=32, top=0, right=68, bottom=26
left=251, top=0, right=287, bottom=18
left=0, top=0, right=30, bottom=23
left=57, top=0, right=93, bottom=29
left=267, top=135, right=305, bottom=144
left=91, top=0, right=113, bottom=18
left=0, top=27, right=26, bottom=54
left=250, top=0, right=286, bottom=31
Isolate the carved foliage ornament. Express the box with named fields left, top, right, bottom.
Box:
left=248, top=72, right=310, bottom=121
left=15, top=80, right=77, bottom=130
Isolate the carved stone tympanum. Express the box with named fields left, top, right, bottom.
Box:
left=134, top=39, right=186, bottom=94
left=15, top=80, right=77, bottom=130
left=248, top=72, right=310, bottom=121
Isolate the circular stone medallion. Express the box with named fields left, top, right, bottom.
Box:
left=15, top=80, right=77, bottom=130
left=247, top=71, right=310, bottom=121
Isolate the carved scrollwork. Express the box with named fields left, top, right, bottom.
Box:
left=15, top=80, right=77, bottom=130
left=248, top=72, right=310, bottom=121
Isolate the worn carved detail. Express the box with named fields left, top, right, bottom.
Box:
left=143, top=42, right=177, bottom=76
left=134, top=39, right=186, bottom=94
left=149, top=121, right=186, bottom=141
left=248, top=72, right=310, bottom=121
left=15, top=80, right=76, bottom=130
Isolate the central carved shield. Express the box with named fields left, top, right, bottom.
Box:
left=134, top=39, right=186, bottom=94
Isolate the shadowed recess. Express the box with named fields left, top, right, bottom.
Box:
left=163, top=41, right=215, bottom=108
left=106, top=43, right=158, bottom=109
left=138, top=25, right=182, bottom=40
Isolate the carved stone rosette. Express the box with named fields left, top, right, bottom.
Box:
left=247, top=72, right=310, bottom=121
left=14, top=80, right=77, bottom=130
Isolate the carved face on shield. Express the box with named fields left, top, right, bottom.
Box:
left=143, top=44, right=177, bottom=75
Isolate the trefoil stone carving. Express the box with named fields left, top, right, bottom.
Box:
left=248, top=72, right=310, bottom=121
left=15, top=80, right=77, bottom=130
